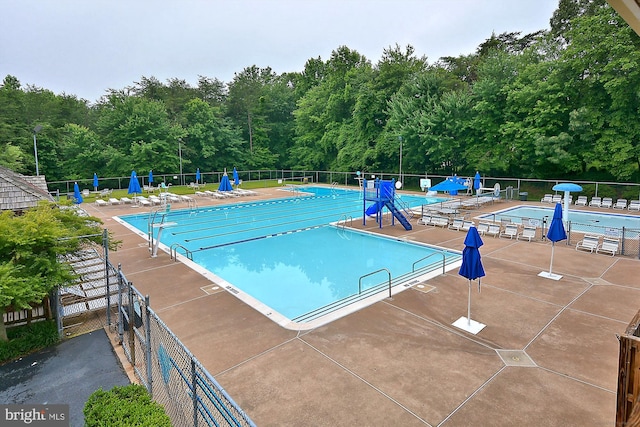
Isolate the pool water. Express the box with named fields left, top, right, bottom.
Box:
left=481, top=205, right=640, bottom=231
left=117, top=186, right=461, bottom=328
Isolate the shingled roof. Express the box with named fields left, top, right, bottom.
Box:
left=0, top=166, right=55, bottom=211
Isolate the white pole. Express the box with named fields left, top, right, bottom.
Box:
left=563, top=191, right=570, bottom=226
left=467, top=280, right=472, bottom=326
left=548, top=242, right=555, bottom=275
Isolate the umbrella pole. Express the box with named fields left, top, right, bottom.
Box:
left=467, top=280, right=472, bottom=327
left=548, top=242, right=555, bottom=275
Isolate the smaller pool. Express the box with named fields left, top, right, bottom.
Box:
left=480, top=205, right=640, bottom=234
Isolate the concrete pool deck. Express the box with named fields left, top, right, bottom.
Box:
left=83, top=188, right=640, bottom=426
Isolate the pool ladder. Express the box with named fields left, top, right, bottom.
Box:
left=170, top=243, right=193, bottom=261
left=337, top=215, right=353, bottom=239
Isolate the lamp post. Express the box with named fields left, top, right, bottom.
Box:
left=178, top=138, right=184, bottom=185
left=398, top=135, right=403, bottom=187
left=33, top=125, right=42, bottom=176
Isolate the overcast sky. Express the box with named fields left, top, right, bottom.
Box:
left=1, top=0, right=558, bottom=103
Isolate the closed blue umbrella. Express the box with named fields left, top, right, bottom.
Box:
left=541, top=203, right=567, bottom=280
left=148, top=170, right=154, bottom=185
left=73, top=182, right=83, bottom=204
left=128, top=171, right=142, bottom=196
left=233, top=167, right=240, bottom=186
left=93, top=173, right=99, bottom=192
left=474, top=171, right=481, bottom=192
left=218, top=174, right=233, bottom=192
left=456, top=226, right=486, bottom=332
left=195, top=168, right=201, bottom=184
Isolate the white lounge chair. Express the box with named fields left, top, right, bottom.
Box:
left=417, top=215, right=431, bottom=226
left=574, top=196, right=588, bottom=207
left=485, top=224, right=501, bottom=238
left=448, top=218, right=464, bottom=231
left=500, top=224, right=519, bottom=239
left=589, top=197, right=602, bottom=207
left=120, top=197, right=133, bottom=204
left=601, top=197, right=613, bottom=208
left=613, top=199, right=628, bottom=210
left=95, top=199, right=108, bottom=207
left=576, top=235, right=600, bottom=253
left=108, top=198, right=120, bottom=205
left=461, top=220, right=475, bottom=232
left=540, top=194, right=553, bottom=203
left=552, top=195, right=562, bottom=204
left=629, top=200, right=640, bottom=211
left=517, top=226, right=537, bottom=242
left=430, top=216, right=449, bottom=227
left=136, top=196, right=151, bottom=207
left=477, top=222, right=490, bottom=235
left=596, top=238, right=619, bottom=256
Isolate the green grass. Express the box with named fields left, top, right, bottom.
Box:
left=0, top=320, right=59, bottom=365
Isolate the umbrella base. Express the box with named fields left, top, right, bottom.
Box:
left=452, top=317, right=486, bottom=334
left=538, top=271, right=562, bottom=281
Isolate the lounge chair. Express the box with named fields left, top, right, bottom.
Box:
left=148, top=195, right=162, bottom=205
left=613, top=199, right=628, bottom=210
left=95, top=199, right=108, bottom=207
left=448, top=218, right=464, bottom=231
left=552, top=195, right=562, bottom=204
left=477, top=222, right=490, bottom=235
left=461, top=220, right=475, bottom=232
left=517, top=226, right=537, bottom=242
left=589, top=197, right=602, bottom=207
left=540, top=194, right=553, bottom=203
left=485, top=224, right=501, bottom=238
left=576, top=235, right=600, bottom=253
left=136, top=196, right=151, bottom=207
left=430, top=216, right=449, bottom=227
left=629, top=200, right=640, bottom=212
left=574, top=196, right=588, bottom=207
left=596, top=238, right=619, bottom=256
left=120, top=197, right=132, bottom=204
left=417, top=215, right=431, bottom=226
left=499, top=223, right=519, bottom=239
left=601, top=197, right=613, bottom=208
left=108, top=198, right=120, bottom=205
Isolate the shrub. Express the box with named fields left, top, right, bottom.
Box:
left=84, top=384, right=171, bottom=427
left=0, top=320, right=59, bottom=364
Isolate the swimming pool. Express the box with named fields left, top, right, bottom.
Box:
left=480, top=205, right=640, bottom=234
left=116, top=186, right=462, bottom=329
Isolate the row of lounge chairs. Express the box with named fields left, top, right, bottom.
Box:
left=574, top=196, right=639, bottom=210
left=95, top=193, right=195, bottom=207
left=417, top=215, right=537, bottom=241
left=195, top=189, right=257, bottom=199
left=575, top=234, right=620, bottom=256
left=540, top=194, right=570, bottom=204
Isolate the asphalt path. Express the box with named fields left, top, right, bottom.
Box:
left=0, top=329, right=130, bottom=427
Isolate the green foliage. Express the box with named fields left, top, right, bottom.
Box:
left=84, top=384, right=171, bottom=427
left=0, top=320, right=59, bottom=364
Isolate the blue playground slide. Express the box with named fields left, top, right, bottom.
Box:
left=366, top=201, right=412, bottom=231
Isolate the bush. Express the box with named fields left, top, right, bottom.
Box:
left=84, top=384, right=171, bottom=427
left=0, top=320, right=59, bottom=364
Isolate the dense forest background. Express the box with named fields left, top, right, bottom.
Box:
left=1, top=0, right=639, bottom=183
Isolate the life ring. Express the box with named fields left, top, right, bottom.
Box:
left=494, top=183, right=501, bottom=197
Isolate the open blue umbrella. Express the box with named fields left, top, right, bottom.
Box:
left=73, top=182, right=83, bottom=204
left=218, top=174, right=233, bottom=192
left=148, top=170, right=154, bottom=185
left=195, top=168, right=201, bottom=184
left=455, top=226, right=486, bottom=333
left=233, top=167, right=240, bottom=187
left=93, top=173, right=99, bottom=192
left=429, top=178, right=468, bottom=193
left=128, top=171, right=142, bottom=196
left=540, top=203, right=567, bottom=280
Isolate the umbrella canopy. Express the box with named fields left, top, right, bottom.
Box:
left=93, top=173, right=99, bottom=191
left=429, top=178, right=468, bottom=193
left=128, top=171, right=142, bottom=195
left=195, top=168, right=201, bottom=184
left=459, top=226, right=486, bottom=282
left=233, top=167, right=239, bottom=186
left=218, top=175, right=233, bottom=192
left=473, top=171, right=481, bottom=191
left=73, top=182, right=83, bottom=204
left=148, top=170, right=154, bottom=184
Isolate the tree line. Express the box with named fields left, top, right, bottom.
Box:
left=1, top=0, right=638, bottom=183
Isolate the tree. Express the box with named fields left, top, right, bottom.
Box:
left=0, top=203, right=108, bottom=341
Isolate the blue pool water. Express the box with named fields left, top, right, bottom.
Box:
left=481, top=205, right=640, bottom=232
left=117, top=186, right=461, bottom=328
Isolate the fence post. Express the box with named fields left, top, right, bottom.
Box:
left=128, top=283, right=135, bottom=366
left=192, top=359, right=199, bottom=426
left=103, top=229, right=111, bottom=326
left=117, top=264, right=124, bottom=344
left=144, top=295, right=152, bottom=396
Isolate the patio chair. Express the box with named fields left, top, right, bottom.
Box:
left=499, top=223, right=519, bottom=239
left=417, top=215, right=431, bottom=226
left=95, top=199, right=108, bottom=207
left=574, top=196, right=588, bottom=207
left=476, top=222, right=490, bottom=235
left=517, top=226, right=537, bottom=242
left=485, top=223, right=501, bottom=238
left=613, top=199, right=628, bottom=210
left=430, top=216, right=449, bottom=227
left=596, top=237, right=619, bottom=256
left=448, top=218, right=464, bottom=231
left=461, top=220, right=475, bottom=232
left=552, top=194, right=562, bottom=204
left=601, top=197, right=613, bottom=208
left=120, top=197, right=132, bottom=204
left=108, top=198, right=121, bottom=205
left=576, top=235, right=600, bottom=253
left=589, top=197, right=602, bottom=207
left=540, top=194, right=553, bottom=203
left=628, top=200, right=640, bottom=212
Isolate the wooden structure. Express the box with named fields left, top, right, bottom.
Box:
left=0, top=165, right=54, bottom=212
left=617, top=309, right=640, bottom=426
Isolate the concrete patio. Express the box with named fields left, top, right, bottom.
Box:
left=84, top=188, right=639, bottom=426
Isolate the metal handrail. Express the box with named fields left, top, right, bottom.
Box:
left=338, top=214, right=353, bottom=229
left=358, top=268, right=392, bottom=298
left=170, top=243, right=193, bottom=261
left=412, top=251, right=446, bottom=275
